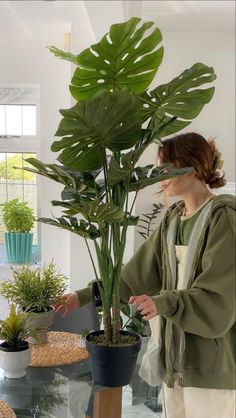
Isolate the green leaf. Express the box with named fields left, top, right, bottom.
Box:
left=39, top=217, right=100, bottom=240
left=48, top=46, right=78, bottom=63
left=24, top=158, right=76, bottom=188
left=95, top=203, right=124, bottom=223
left=69, top=17, right=163, bottom=100
left=129, top=165, right=192, bottom=191
left=65, top=200, right=124, bottom=223
left=121, top=215, right=139, bottom=226
left=108, top=156, right=131, bottom=185
left=108, top=138, right=152, bottom=186
left=24, top=159, right=105, bottom=199
left=51, top=90, right=142, bottom=170
left=140, top=62, right=216, bottom=137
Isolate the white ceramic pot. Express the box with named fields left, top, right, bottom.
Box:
left=26, top=307, right=55, bottom=344
left=0, top=341, right=31, bottom=378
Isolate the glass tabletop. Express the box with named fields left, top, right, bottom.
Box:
left=0, top=360, right=93, bottom=418
left=0, top=360, right=162, bottom=418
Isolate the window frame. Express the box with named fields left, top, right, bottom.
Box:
left=0, top=84, right=41, bottom=262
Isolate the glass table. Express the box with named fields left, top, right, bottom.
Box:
left=0, top=360, right=93, bottom=418
left=0, top=360, right=162, bottom=418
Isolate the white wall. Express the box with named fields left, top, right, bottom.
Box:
left=0, top=18, right=75, bottom=282
left=134, top=30, right=235, bottom=250
left=0, top=15, right=234, bottom=288
left=0, top=3, right=134, bottom=292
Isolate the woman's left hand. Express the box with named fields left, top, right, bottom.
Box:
left=129, top=294, right=158, bottom=320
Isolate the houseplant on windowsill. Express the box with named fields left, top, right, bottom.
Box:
left=22, top=17, right=216, bottom=386
left=0, top=262, right=68, bottom=344
left=1, top=198, right=35, bottom=264
left=0, top=304, right=38, bottom=378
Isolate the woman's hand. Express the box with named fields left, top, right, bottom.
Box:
left=129, top=294, right=158, bottom=320
left=54, top=292, right=80, bottom=317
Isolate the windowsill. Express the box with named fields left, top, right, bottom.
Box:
left=0, top=245, right=40, bottom=267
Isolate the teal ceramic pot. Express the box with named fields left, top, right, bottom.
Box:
left=4, top=232, right=33, bottom=264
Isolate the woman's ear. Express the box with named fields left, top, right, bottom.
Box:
left=187, top=170, right=196, bottom=178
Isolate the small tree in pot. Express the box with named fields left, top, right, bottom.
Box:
left=1, top=198, right=35, bottom=264
left=22, top=17, right=216, bottom=386
left=0, top=262, right=68, bottom=344
left=0, top=304, right=38, bottom=378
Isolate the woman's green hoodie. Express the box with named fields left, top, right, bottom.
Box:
left=120, top=194, right=236, bottom=389
left=78, top=194, right=235, bottom=389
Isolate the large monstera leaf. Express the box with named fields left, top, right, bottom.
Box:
left=51, top=198, right=124, bottom=224
left=50, top=17, right=163, bottom=100
left=51, top=90, right=142, bottom=170
left=129, top=164, right=192, bottom=192
left=140, top=62, right=216, bottom=137
left=24, top=158, right=106, bottom=200
left=39, top=217, right=100, bottom=240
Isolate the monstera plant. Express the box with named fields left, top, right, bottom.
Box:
left=23, top=18, right=216, bottom=386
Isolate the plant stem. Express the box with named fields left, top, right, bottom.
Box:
left=84, top=239, right=99, bottom=282
left=112, top=293, right=121, bottom=343
left=128, top=191, right=138, bottom=220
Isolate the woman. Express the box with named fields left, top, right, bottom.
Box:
left=55, top=132, right=235, bottom=418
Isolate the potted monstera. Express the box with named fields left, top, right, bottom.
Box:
left=0, top=262, right=68, bottom=344
left=22, top=17, right=216, bottom=386
left=2, top=198, right=35, bottom=264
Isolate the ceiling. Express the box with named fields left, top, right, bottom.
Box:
left=0, top=0, right=235, bottom=50
left=142, top=1, right=235, bottom=32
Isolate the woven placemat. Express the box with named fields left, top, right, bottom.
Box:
left=0, top=400, right=16, bottom=418
left=30, top=331, right=89, bottom=367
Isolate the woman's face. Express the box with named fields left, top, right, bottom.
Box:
left=160, top=172, right=194, bottom=197
left=158, top=155, right=195, bottom=197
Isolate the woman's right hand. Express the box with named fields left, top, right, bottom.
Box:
left=54, top=292, right=80, bottom=317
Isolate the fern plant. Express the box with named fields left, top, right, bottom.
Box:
left=0, top=262, right=68, bottom=312
left=0, top=304, right=38, bottom=348
left=138, top=203, right=164, bottom=240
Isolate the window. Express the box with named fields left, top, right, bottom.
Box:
left=0, top=85, right=40, bottom=264
left=0, top=105, right=36, bottom=137
left=0, top=152, right=37, bottom=245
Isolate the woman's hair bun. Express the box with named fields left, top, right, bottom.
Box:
left=207, top=138, right=226, bottom=189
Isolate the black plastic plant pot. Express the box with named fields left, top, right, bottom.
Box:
left=86, top=330, right=141, bottom=387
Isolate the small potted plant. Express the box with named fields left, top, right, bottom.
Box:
left=0, top=262, right=68, bottom=344
left=0, top=304, right=37, bottom=378
left=1, top=198, right=35, bottom=264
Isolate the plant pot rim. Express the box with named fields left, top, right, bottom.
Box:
left=86, top=329, right=141, bottom=348
left=23, top=305, right=54, bottom=314
left=0, top=340, right=29, bottom=352
left=4, top=231, right=33, bottom=234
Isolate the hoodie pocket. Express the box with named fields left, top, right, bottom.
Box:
left=184, top=334, right=218, bottom=372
